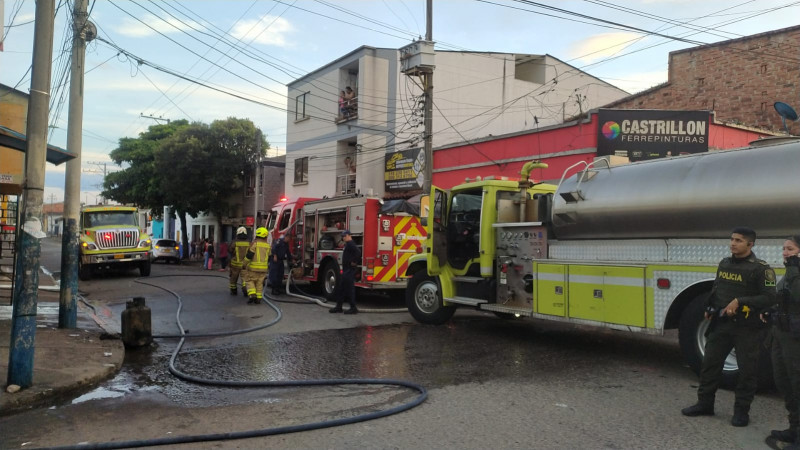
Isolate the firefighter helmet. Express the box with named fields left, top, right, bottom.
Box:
left=236, top=226, right=247, bottom=236
left=255, top=227, right=268, bottom=238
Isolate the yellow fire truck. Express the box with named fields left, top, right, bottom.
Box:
left=406, top=139, right=797, bottom=385
left=79, top=205, right=152, bottom=280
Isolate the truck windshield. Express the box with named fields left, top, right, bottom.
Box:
left=83, top=211, right=137, bottom=227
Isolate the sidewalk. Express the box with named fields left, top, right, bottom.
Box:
left=0, top=288, right=124, bottom=415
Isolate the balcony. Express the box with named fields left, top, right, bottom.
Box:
left=338, top=173, right=356, bottom=195
left=335, top=96, right=358, bottom=123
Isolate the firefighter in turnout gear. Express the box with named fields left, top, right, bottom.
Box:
left=682, top=227, right=777, bottom=427
left=242, top=227, right=271, bottom=304
left=229, top=227, right=250, bottom=296
left=763, top=235, right=800, bottom=447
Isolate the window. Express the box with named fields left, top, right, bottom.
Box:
left=294, top=157, right=308, bottom=184
left=295, top=92, right=308, bottom=120
left=279, top=210, right=292, bottom=231
left=244, top=172, right=255, bottom=197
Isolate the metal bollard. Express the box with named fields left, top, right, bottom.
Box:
left=121, top=296, right=152, bottom=348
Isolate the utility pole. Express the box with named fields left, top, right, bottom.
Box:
left=84, top=161, right=112, bottom=205
left=422, top=0, right=434, bottom=195
left=253, top=130, right=262, bottom=229
left=60, top=0, right=93, bottom=329
left=8, top=0, right=55, bottom=388
left=400, top=1, right=435, bottom=194
left=140, top=113, right=170, bottom=124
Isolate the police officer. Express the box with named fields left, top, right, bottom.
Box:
left=268, top=233, right=292, bottom=295
left=242, top=227, right=271, bottom=304
left=762, top=235, right=800, bottom=447
left=329, top=230, right=360, bottom=314
left=228, top=227, right=250, bottom=296
left=682, top=227, right=777, bottom=427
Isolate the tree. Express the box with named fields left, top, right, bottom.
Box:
left=157, top=117, right=268, bottom=256
left=103, top=120, right=190, bottom=213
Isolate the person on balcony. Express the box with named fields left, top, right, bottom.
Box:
left=343, top=86, right=356, bottom=117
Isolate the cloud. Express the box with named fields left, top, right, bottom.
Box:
left=115, top=14, right=201, bottom=37
left=567, top=32, right=644, bottom=64
left=230, top=15, right=294, bottom=47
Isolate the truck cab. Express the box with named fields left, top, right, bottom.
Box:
left=79, top=205, right=152, bottom=280
left=406, top=174, right=556, bottom=323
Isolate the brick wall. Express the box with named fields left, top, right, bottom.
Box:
left=609, top=26, right=800, bottom=133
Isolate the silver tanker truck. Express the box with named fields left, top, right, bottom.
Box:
left=405, top=137, right=800, bottom=386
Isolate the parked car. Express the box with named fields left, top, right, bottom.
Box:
left=151, top=239, right=180, bottom=264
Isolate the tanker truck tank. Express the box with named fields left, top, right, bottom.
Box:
left=551, top=139, right=800, bottom=240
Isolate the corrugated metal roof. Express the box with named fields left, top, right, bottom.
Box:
left=0, top=125, right=76, bottom=165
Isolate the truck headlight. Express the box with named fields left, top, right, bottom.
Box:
left=81, top=242, right=97, bottom=250
left=138, top=239, right=151, bottom=248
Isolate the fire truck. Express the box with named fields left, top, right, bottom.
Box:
left=270, top=195, right=425, bottom=298
left=405, top=138, right=799, bottom=385
left=79, top=205, right=152, bottom=280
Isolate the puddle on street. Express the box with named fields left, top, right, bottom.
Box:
left=66, top=318, right=682, bottom=409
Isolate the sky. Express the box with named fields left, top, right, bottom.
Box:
left=2, top=0, right=799, bottom=204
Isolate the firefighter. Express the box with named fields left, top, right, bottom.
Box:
left=762, top=235, right=800, bottom=447
left=329, top=230, right=360, bottom=314
left=269, top=233, right=292, bottom=295
left=242, top=227, right=271, bottom=304
left=228, top=226, right=250, bottom=296
left=682, top=227, right=777, bottom=427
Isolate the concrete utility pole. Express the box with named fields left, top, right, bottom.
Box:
left=253, top=130, right=262, bottom=229
left=60, top=0, right=93, bottom=329
left=422, top=0, right=434, bottom=195
left=8, top=0, right=55, bottom=388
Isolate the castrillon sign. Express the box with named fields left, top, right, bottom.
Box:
left=385, top=148, right=425, bottom=192
left=597, top=109, right=709, bottom=161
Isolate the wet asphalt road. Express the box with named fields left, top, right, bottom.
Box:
left=0, top=243, right=789, bottom=449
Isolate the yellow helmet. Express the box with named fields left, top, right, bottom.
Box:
left=255, top=227, right=268, bottom=238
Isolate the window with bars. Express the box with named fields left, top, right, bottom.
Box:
left=294, top=157, right=308, bottom=184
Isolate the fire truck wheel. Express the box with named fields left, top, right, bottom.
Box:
left=78, top=261, right=92, bottom=281
left=140, top=260, right=152, bottom=277
left=321, top=260, right=340, bottom=300
left=678, top=293, right=774, bottom=390
left=406, top=270, right=455, bottom=325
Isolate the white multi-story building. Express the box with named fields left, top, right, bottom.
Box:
left=285, top=46, right=627, bottom=199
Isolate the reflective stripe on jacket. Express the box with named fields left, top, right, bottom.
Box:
left=230, top=240, right=250, bottom=268
left=245, top=240, right=271, bottom=271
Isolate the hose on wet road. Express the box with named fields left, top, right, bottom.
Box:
left=45, top=273, right=427, bottom=450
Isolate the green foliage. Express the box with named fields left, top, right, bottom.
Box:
left=103, top=117, right=269, bottom=222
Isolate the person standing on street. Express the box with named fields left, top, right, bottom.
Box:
left=242, top=227, right=271, bottom=304
left=202, top=238, right=209, bottom=269
left=229, top=227, right=250, bottom=296
left=207, top=239, right=215, bottom=270
left=329, top=230, right=360, bottom=314
left=682, top=227, right=777, bottom=427
left=762, top=235, right=800, bottom=447
left=268, top=233, right=292, bottom=295
left=218, top=240, right=229, bottom=271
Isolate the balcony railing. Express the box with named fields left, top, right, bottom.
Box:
left=336, top=96, right=358, bottom=123
left=338, top=173, right=356, bottom=195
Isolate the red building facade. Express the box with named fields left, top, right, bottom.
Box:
left=432, top=111, right=772, bottom=189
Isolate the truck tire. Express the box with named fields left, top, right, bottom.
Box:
left=140, top=260, right=152, bottom=277
left=678, top=293, right=773, bottom=389
left=679, top=293, right=739, bottom=387
left=78, top=260, right=91, bottom=281
left=406, top=270, right=455, bottom=325
left=321, top=260, right=340, bottom=300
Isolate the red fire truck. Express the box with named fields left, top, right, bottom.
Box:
left=268, top=195, right=425, bottom=299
